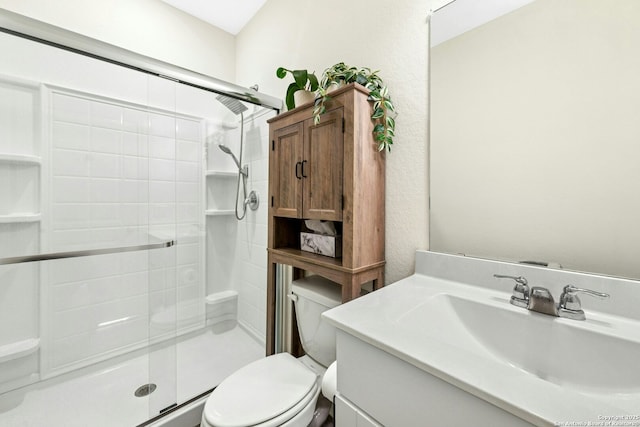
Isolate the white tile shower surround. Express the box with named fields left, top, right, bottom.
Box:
left=0, top=326, right=263, bottom=427
left=1, top=29, right=274, bottom=420
left=205, top=110, right=273, bottom=342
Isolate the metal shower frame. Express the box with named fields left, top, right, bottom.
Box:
left=0, top=8, right=282, bottom=112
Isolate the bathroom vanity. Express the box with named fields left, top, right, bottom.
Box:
left=324, top=251, right=640, bottom=426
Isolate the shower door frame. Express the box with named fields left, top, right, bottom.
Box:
left=0, top=9, right=281, bottom=112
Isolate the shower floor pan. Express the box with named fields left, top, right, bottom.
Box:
left=0, top=325, right=263, bottom=427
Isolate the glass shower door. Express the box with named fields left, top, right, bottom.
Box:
left=0, top=30, right=183, bottom=425
left=0, top=13, right=276, bottom=424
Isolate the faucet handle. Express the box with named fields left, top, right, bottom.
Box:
left=558, top=285, right=609, bottom=320
left=493, top=274, right=529, bottom=308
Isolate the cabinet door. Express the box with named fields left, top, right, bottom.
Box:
left=271, top=122, right=303, bottom=218
left=335, top=394, right=383, bottom=427
left=302, top=108, right=343, bottom=221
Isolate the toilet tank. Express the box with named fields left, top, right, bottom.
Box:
left=291, top=275, right=342, bottom=368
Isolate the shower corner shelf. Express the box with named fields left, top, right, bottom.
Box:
left=0, top=153, right=42, bottom=165
left=205, top=170, right=237, bottom=178
left=205, top=209, right=235, bottom=216
left=0, top=338, right=40, bottom=363
left=0, top=213, right=42, bottom=224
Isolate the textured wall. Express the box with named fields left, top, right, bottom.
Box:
left=236, top=0, right=430, bottom=283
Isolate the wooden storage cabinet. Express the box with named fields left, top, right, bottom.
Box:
left=271, top=108, right=343, bottom=221
left=270, top=122, right=303, bottom=218
left=266, top=83, right=385, bottom=355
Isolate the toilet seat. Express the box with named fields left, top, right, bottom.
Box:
left=202, top=353, right=318, bottom=427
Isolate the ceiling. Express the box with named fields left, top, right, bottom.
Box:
left=160, top=0, right=269, bottom=35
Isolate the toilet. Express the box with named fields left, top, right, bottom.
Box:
left=200, top=275, right=342, bottom=427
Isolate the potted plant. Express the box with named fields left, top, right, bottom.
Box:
left=276, top=67, right=319, bottom=110
left=313, top=62, right=396, bottom=152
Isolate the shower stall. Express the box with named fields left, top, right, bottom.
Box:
left=0, top=10, right=279, bottom=427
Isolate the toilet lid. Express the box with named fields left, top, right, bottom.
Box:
left=203, top=353, right=317, bottom=427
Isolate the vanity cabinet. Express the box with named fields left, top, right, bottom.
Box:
left=266, top=83, right=385, bottom=355
left=335, top=394, right=383, bottom=427
left=334, top=330, right=536, bottom=427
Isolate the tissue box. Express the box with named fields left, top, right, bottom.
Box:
left=300, top=232, right=342, bottom=258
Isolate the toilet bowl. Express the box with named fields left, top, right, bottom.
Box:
left=200, top=275, right=342, bottom=427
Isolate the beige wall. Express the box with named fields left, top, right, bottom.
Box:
left=236, top=0, right=430, bottom=283
left=0, top=0, right=236, bottom=81
left=430, top=0, right=640, bottom=279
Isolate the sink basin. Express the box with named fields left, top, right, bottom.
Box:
left=324, top=251, right=640, bottom=424
left=399, top=293, right=640, bottom=393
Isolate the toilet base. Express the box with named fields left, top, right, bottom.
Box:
left=307, top=395, right=333, bottom=427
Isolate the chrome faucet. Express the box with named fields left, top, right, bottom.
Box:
left=558, top=285, right=609, bottom=320
left=527, top=286, right=558, bottom=316
left=493, top=275, right=609, bottom=320
left=493, top=274, right=529, bottom=308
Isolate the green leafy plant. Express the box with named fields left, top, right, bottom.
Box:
left=276, top=67, right=319, bottom=110
left=313, top=62, right=396, bottom=152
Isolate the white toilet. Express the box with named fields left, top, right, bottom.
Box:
left=200, top=275, right=342, bottom=427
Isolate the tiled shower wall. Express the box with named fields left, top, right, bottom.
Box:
left=43, top=88, right=204, bottom=376
left=206, top=108, right=274, bottom=344
left=233, top=113, right=270, bottom=341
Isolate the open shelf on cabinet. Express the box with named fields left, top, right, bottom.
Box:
left=268, top=247, right=344, bottom=270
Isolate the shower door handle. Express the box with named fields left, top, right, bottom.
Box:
left=295, top=161, right=302, bottom=179
left=0, top=240, right=175, bottom=265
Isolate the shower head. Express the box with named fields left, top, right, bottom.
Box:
left=218, top=144, right=233, bottom=155
left=216, top=94, right=248, bottom=115
left=218, top=144, right=241, bottom=169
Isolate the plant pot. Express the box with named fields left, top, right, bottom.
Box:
left=327, top=81, right=346, bottom=93
left=293, top=90, right=315, bottom=108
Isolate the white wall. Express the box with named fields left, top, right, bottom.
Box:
left=0, top=0, right=236, bottom=81
left=236, top=0, right=430, bottom=283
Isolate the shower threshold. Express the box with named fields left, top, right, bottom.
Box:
left=0, top=324, right=263, bottom=427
